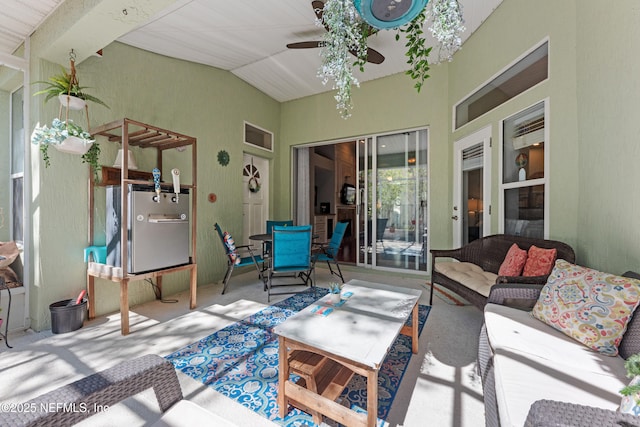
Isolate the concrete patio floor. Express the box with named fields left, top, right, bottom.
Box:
left=0, top=266, right=485, bottom=426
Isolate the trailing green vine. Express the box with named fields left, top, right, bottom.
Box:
left=81, top=143, right=101, bottom=181
left=396, top=9, right=432, bottom=93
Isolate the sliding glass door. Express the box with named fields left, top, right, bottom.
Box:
left=357, top=129, right=428, bottom=272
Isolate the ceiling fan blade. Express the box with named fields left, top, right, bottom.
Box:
left=287, top=41, right=324, bottom=49
left=365, top=47, right=385, bottom=64
left=349, top=47, right=386, bottom=64
left=292, top=1, right=385, bottom=65
left=311, top=0, right=324, bottom=21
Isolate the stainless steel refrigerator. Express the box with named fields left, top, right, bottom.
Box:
left=106, top=185, right=190, bottom=273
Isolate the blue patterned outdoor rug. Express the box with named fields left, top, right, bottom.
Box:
left=166, top=287, right=430, bottom=427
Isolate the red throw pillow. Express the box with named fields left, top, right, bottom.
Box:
left=498, top=243, right=528, bottom=276
left=522, top=245, right=557, bottom=276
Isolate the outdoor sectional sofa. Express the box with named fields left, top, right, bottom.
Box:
left=430, top=234, right=575, bottom=309
left=478, top=271, right=640, bottom=427
left=0, top=354, right=235, bottom=427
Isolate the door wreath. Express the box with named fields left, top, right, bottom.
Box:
left=244, top=157, right=262, bottom=193
left=248, top=176, right=261, bottom=193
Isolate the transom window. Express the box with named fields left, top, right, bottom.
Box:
left=455, top=41, right=548, bottom=129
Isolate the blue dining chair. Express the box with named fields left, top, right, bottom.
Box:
left=264, top=220, right=294, bottom=257
left=214, top=223, right=264, bottom=294
left=312, top=221, right=348, bottom=283
left=266, top=224, right=313, bottom=302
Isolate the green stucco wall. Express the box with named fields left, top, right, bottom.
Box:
left=15, top=0, right=640, bottom=330
left=280, top=0, right=582, bottom=257
left=279, top=65, right=451, bottom=251
left=27, top=41, right=280, bottom=330
left=575, top=2, right=640, bottom=272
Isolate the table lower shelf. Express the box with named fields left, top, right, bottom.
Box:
left=287, top=350, right=356, bottom=425
left=87, top=263, right=197, bottom=336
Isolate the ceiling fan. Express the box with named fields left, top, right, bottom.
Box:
left=286, top=0, right=385, bottom=65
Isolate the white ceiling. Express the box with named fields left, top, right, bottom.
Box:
left=1, top=0, right=503, bottom=102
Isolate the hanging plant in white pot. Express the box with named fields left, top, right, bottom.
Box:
left=31, top=118, right=98, bottom=169
left=31, top=51, right=107, bottom=177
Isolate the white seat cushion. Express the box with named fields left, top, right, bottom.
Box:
left=152, top=400, right=236, bottom=427
left=485, top=303, right=628, bottom=427
left=434, top=261, right=497, bottom=296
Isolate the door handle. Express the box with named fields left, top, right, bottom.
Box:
left=451, top=215, right=459, bottom=220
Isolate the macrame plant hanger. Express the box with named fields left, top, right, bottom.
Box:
left=59, top=49, right=90, bottom=131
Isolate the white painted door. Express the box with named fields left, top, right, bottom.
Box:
left=453, top=126, right=492, bottom=247
left=242, top=154, right=269, bottom=245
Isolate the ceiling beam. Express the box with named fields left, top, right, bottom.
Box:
left=33, top=0, right=177, bottom=66
left=0, top=51, right=27, bottom=71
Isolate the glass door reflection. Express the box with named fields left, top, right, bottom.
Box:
left=358, top=130, right=428, bottom=271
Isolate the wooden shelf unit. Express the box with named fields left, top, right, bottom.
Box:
left=87, top=118, right=198, bottom=335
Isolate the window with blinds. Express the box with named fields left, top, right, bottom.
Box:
left=462, top=144, right=483, bottom=171
left=501, top=101, right=547, bottom=239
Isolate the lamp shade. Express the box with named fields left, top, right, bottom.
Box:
left=113, top=149, right=138, bottom=170
left=354, top=0, right=429, bottom=30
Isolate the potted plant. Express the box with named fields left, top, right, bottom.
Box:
left=328, top=282, right=343, bottom=303
left=620, top=353, right=640, bottom=414
left=31, top=118, right=100, bottom=173
left=33, top=66, right=109, bottom=110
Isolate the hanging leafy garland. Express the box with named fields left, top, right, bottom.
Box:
left=317, top=0, right=369, bottom=119
left=319, top=0, right=465, bottom=118
left=428, top=0, right=466, bottom=63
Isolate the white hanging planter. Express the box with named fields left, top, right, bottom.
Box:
left=53, top=136, right=94, bottom=155
left=58, top=94, right=87, bottom=110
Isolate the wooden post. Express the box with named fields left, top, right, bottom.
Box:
left=87, top=274, right=95, bottom=320
left=366, top=369, right=378, bottom=427
left=190, top=264, right=197, bottom=309
left=278, top=336, right=289, bottom=418
left=120, top=279, right=129, bottom=335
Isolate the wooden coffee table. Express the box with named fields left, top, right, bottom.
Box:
left=273, top=279, right=422, bottom=427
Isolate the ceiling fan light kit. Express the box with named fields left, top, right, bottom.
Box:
left=354, top=0, right=429, bottom=29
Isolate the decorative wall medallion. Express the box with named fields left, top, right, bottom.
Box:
left=217, top=150, right=230, bottom=166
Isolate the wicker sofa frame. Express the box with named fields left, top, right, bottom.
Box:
left=0, top=354, right=182, bottom=427
left=479, top=275, right=640, bottom=427
left=430, top=234, right=575, bottom=309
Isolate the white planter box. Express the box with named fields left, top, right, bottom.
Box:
left=53, top=136, right=93, bottom=155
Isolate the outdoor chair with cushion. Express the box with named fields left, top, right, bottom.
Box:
left=312, top=221, right=348, bottom=283
left=264, top=220, right=294, bottom=257
left=266, top=224, right=314, bottom=302
left=430, top=234, right=575, bottom=309
left=362, top=218, right=388, bottom=251
left=214, top=223, right=264, bottom=294
left=0, top=354, right=235, bottom=427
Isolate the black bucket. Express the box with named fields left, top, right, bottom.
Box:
left=49, top=299, right=87, bottom=334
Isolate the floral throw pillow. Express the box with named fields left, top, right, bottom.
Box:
left=532, top=260, right=640, bottom=356
left=523, top=245, right=557, bottom=276
left=498, top=243, right=528, bottom=276
left=223, top=231, right=241, bottom=265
